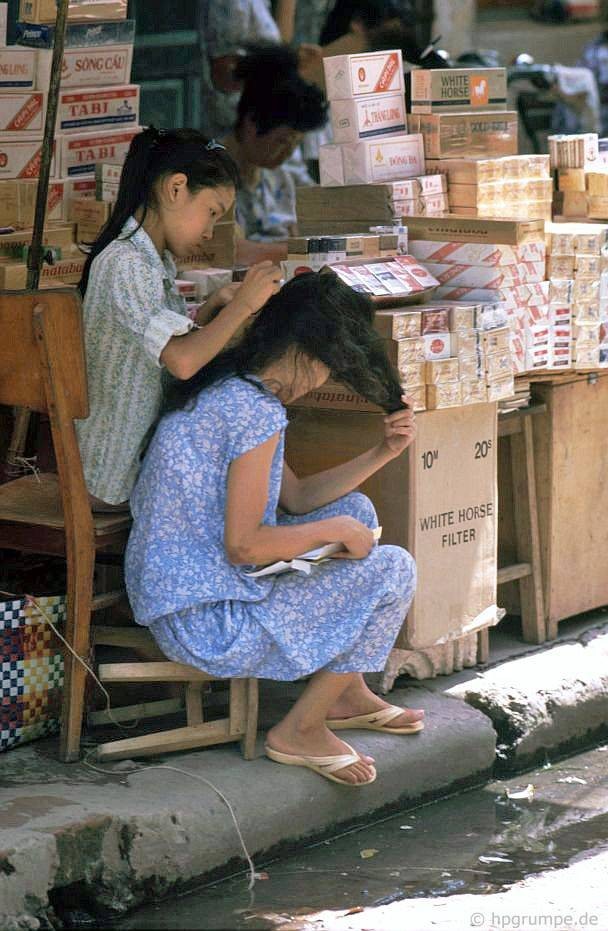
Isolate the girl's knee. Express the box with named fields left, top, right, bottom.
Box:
left=342, top=491, right=378, bottom=528
left=382, top=545, right=416, bottom=596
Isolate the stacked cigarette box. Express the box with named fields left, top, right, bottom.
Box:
left=320, top=50, right=428, bottom=186
left=296, top=176, right=447, bottom=237
left=555, top=168, right=608, bottom=220
left=433, top=155, right=553, bottom=221
left=545, top=221, right=608, bottom=371
left=281, top=231, right=402, bottom=280
left=411, top=67, right=508, bottom=115
left=406, top=214, right=548, bottom=376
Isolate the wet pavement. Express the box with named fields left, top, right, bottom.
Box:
left=114, top=744, right=608, bottom=930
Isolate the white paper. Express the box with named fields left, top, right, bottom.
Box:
left=245, top=527, right=382, bottom=578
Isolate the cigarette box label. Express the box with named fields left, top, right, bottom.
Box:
left=36, top=43, right=133, bottom=90
left=323, top=49, right=404, bottom=101
left=411, top=68, right=507, bottom=113
left=58, top=84, right=139, bottom=132
left=0, top=48, right=37, bottom=90
left=58, top=126, right=139, bottom=176
left=330, top=92, right=406, bottom=143
left=0, top=92, right=45, bottom=132
left=0, top=136, right=57, bottom=180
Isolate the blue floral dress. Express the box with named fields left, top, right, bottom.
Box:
left=125, top=376, right=416, bottom=680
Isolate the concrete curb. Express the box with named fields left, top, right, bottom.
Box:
left=0, top=688, right=495, bottom=926
left=447, top=626, right=608, bottom=773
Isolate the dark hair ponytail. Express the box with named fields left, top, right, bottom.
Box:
left=165, top=272, right=405, bottom=415
left=78, top=127, right=240, bottom=295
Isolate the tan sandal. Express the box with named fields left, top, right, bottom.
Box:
left=326, top=705, right=425, bottom=735
left=264, top=741, right=377, bottom=786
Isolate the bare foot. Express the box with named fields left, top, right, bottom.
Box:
left=326, top=675, right=425, bottom=730
left=266, top=721, right=375, bottom=785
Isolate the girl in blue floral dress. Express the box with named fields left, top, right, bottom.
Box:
left=126, top=273, right=423, bottom=787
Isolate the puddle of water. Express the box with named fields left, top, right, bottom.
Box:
left=115, top=746, right=608, bottom=931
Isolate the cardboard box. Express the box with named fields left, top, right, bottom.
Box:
left=461, top=379, right=488, bottom=405
left=422, top=261, right=545, bottom=289
left=179, top=267, right=233, bottom=301
left=425, top=357, right=459, bottom=384
left=330, top=91, right=406, bottom=144
left=57, top=84, right=139, bottom=134
left=298, top=181, right=422, bottom=223
left=0, top=2, right=7, bottom=46
left=0, top=91, right=46, bottom=132
left=71, top=196, right=111, bottom=240
left=0, top=135, right=56, bottom=180
left=409, top=111, right=518, bottom=160
left=426, top=382, right=462, bottom=408
left=557, top=168, right=587, bottom=192
left=0, top=251, right=85, bottom=289
left=19, top=0, right=128, bottom=23
left=547, top=221, right=608, bottom=255
left=319, top=134, right=425, bottom=186
left=16, top=17, right=134, bottom=47
left=0, top=222, right=75, bottom=257
left=586, top=172, right=608, bottom=195
left=431, top=154, right=550, bottom=184
left=177, top=221, right=236, bottom=271
left=373, top=308, right=422, bottom=339
left=411, top=67, right=507, bottom=114
left=57, top=125, right=139, bottom=177
left=0, top=177, right=68, bottom=226
left=549, top=132, right=599, bottom=170
left=405, top=215, right=545, bottom=245
left=448, top=179, right=553, bottom=209
left=323, top=49, right=404, bottom=101
left=36, top=42, right=133, bottom=90
left=408, top=239, right=546, bottom=267
left=0, top=47, right=38, bottom=91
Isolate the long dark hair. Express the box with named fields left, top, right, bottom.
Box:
left=165, top=272, right=405, bottom=414
left=78, top=127, right=240, bottom=295
left=320, top=0, right=408, bottom=45
left=235, top=44, right=328, bottom=135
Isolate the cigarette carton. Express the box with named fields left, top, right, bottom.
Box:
left=384, top=337, right=426, bottom=367
left=0, top=222, right=74, bottom=257
left=0, top=47, right=38, bottom=91
left=19, top=0, right=127, bottom=23
left=426, top=382, right=462, bottom=409
left=330, top=91, right=406, bottom=144
left=71, top=195, right=111, bottom=240
left=426, top=154, right=550, bottom=184
left=0, top=134, right=57, bottom=180
left=411, top=68, right=507, bottom=114
left=423, top=332, right=452, bottom=360
left=95, top=158, right=121, bottom=199
left=16, top=17, right=135, bottom=47
left=481, top=326, right=511, bottom=354
left=558, top=168, right=587, bottom=192
left=297, top=181, right=421, bottom=222
left=408, top=239, right=546, bottom=267
left=420, top=307, right=450, bottom=334
left=586, top=172, right=608, bottom=195
left=0, top=177, right=67, bottom=225
left=57, top=125, right=139, bottom=176
left=179, top=267, right=233, bottom=301
left=373, top=308, right=422, bottom=339
left=422, top=261, right=545, bottom=288
left=409, top=112, right=518, bottom=160
left=0, top=252, right=85, bottom=289
left=461, top=379, right=488, bottom=404
left=486, top=377, right=515, bottom=401
left=459, top=354, right=483, bottom=380
left=0, top=91, right=46, bottom=132
left=36, top=42, right=134, bottom=90
left=425, top=358, right=459, bottom=384
left=319, top=134, right=425, bottom=186
left=57, top=84, right=139, bottom=133
left=485, top=350, right=513, bottom=381
left=405, top=215, right=545, bottom=245
left=323, top=49, right=404, bottom=101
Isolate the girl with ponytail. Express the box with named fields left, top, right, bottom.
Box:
left=126, top=272, right=424, bottom=788
left=75, top=127, right=281, bottom=508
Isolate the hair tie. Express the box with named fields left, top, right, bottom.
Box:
left=206, top=139, right=226, bottom=152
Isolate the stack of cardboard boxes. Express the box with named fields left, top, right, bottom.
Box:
left=545, top=221, right=608, bottom=371
left=319, top=49, right=427, bottom=188
left=551, top=133, right=608, bottom=220
left=437, top=155, right=553, bottom=221
left=0, top=0, right=140, bottom=288
left=405, top=215, right=547, bottom=382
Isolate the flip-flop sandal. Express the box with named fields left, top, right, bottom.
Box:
left=264, top=741, right=377, bottom=786
left=326, top=705, right=425, bottom=735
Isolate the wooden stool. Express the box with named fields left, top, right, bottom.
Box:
left=497, top=404, right=547, bottom=644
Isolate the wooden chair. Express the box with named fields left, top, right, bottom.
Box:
left=0, top=289, right=258, bottom=763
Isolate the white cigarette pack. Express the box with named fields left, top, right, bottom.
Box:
left=0, top=48, right=38, bottom=91
left=330, top=91, right=406, bottom=144
left=408, top=239, right=546, bottom=267
left=0, top=91, right=46, bottom=132
left=36, top=42, right=133, bottom=90
left=57, top=84, right=139, bottom=133
left=323, top=49, right=403, bottom=101
left=0, top=134, right=57, bottom=180
left=180, top=267, right=233, bottom=300
left=57, top=125, right=139, bottom=177
left=320, top=134, right=425, bottom=186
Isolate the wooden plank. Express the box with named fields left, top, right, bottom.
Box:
left=510, top=416, right=546, bottom=644
left=497, top=562, right=532, bottom=585
left=241, top=679, right=259, bottom=761
left=98, top=661, right=214, bottom=683
left=91, top=590, right=126, bottom=612
left=477, top=628, right=490, bottom=664
left=229, top=679, right=247, bottom=736
left=95, top=719, right=233, bottom=761
left=185, top=683, right=204, bottom=726
left=87, top=698, right=183, bottom=726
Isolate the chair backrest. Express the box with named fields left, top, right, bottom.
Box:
left=0, top=289, right=88, bottom=417
left=0, top=288, right=93, bottom=542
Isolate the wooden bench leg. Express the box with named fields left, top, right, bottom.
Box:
left=241, top=679, right=259, bottom=761
left=477, top=627, right=490, bottom=664
left=59, top=539, right=95, bottom=762
left=510, top=416, right=546, bottom=645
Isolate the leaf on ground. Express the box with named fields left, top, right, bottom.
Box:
left=557, top=776, right=587, bottom=785
left=505, top=783, right=535, bottom=800
left=479, top=855, right=513, bottom=864
left=342, top=907, right=364, bottom=916
left=359, top=848, right=379, bottom=859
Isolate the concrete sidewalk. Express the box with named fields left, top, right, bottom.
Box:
left=2, top=612, right=607, bottom=929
